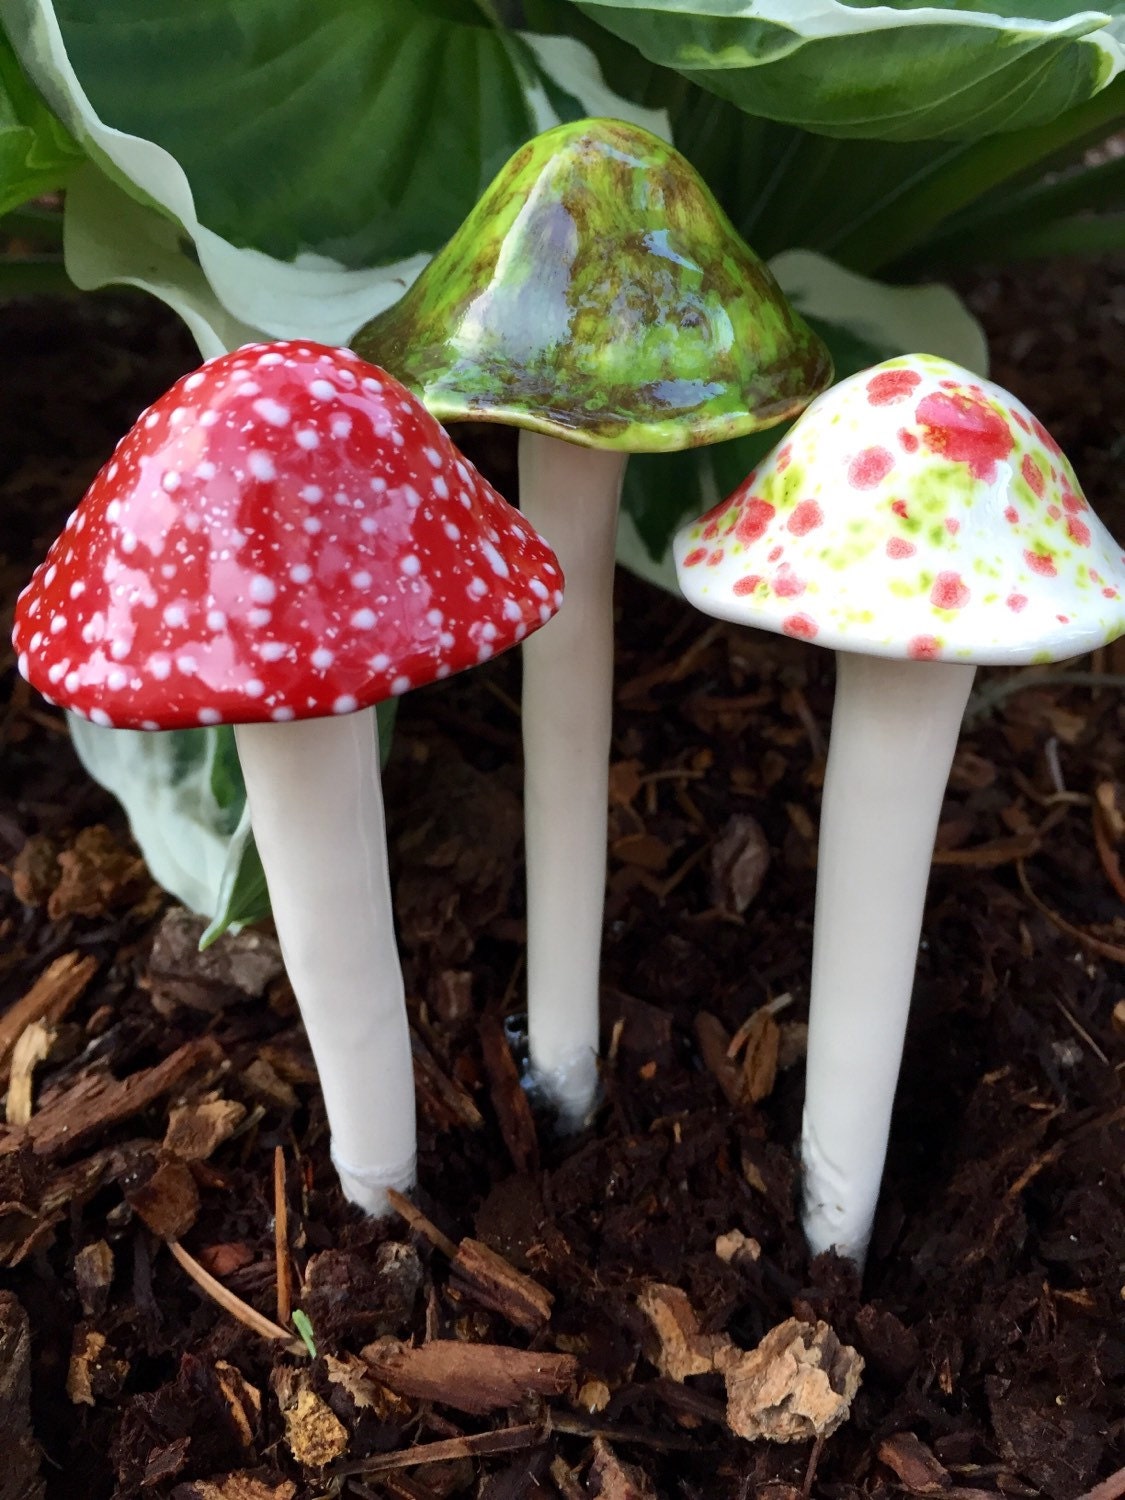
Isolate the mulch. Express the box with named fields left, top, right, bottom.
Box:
left=0, top=256, right=1122, bottom=1500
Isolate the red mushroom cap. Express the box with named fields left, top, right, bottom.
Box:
left=13, top=341, right=564, bottom=730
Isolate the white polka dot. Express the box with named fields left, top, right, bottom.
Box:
left=144, top=412, right=160, bottom=429
left=539, top=603, right=552, bottom=623
left=426, top=608, right=443, bottom=627
left=199, top=708, right=221, bottom=725
left=296, top=428, right=319, bottom=450
left=163, top=604, right=188, bottom=628
left=121, top=532, right=138, bottom=555
left=361, top=377, right=382, bottom=394
left=432, top=475, right=449, bottom=500
left=245, top=679, right=265, bottom=697
left=151, top=656, right=172, bottom=680
left=477, top=642, right=494, bottom=662
left=439, top=631, right=455, bottom=649
left=469, top=577, right=488, bottom=599
left=47, top=661, right=66, bottom=685
left=106, top=463, right=118, bottom=481
left=309, top=379, right=336, bottom=401
left=289, top=563, right=312, bottom=584
left=312, top=648, right=334, bottom=670
left=64, top=670, right=81, bottom=692
left=17, top=653, right=29, bottom=680
left=300, top=485, right=323, bottom=504
left=236, top=380, right=261, bottom=397
left=436, top=664, right=451, bottom=679
left=184, top=372, right=206, bottom=391
left=177, top=655, right=198, bottom=675
left=69, top=580, right=86, bottom=600
left=401, top=555, right=421, bottom=577
left=351, top=608, right=377, bottom=628
left=50, top=616, right=66, bottom=634
left=250, top=576, right=277, bottom=605
left=271, top=706, right=295, bottom=722
left=391, top=676, right=411, bottom=696
left=351, top=570, right=372, bottom=588
left=259, top=642, right=288, bottom=662
left=29, top=631, right=42, bottom=650
left=333, top=695, right=357, bottom=714
left=361, top=518, right=378, bottom=535
left=90, top=708, right=113, bottom=727
left=195, top=461, right=217, bottom=481
left=402, top=485, right=422, bottom=510
left=503, top=599, right=522, bottom=622
left=481, top=622, right=497, bottom=642
left=303, top=517, right=322, bottom=535
left=370, top=477, right=387, bottom=494
left=444, top=522, right=461, bottom=542
left=207, top=609, right=227, bottom=631
left=253, top=398, right=290, bottom=427
left=331, top=416, right=352, bottom=439
left=248, top=452, right=276, bottom=482
left=369, top=653, right=390, bottom=672
left=424, top=447, right=443, bottom=469
left=200, top=410, right=219, bottom=428
left=529, top=578, right=549, bottom=600
left=257, top=351, right=284, bottom=367
left=162, top=470, right=181, bottom=492
left=481, top=540, right=510, bottom=579
left=249, top=608, right=272, bottom=628
left=110, top=640, right=129, bottom=661
left=44, top=565, right=57, bottom=586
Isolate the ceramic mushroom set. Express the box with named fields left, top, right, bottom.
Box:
left=13, top=119, right=1125, bottom=1268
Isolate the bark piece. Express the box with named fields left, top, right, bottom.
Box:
left=148, top=908, right=286, bottom=1012
left=694, top=1012, right=744, bottom=1107
left=412, top=1030, right=484, bottom=1131
left=47, top=823, right=151, bottom=919
left=126, top=1159, right=201, bottom=1239
left=214, top=1361, right=262, bottom=1449
left=479, top=1014, right=539, bottom=1174
left=66, top=1326, right=129, bottom=1405
left=0, top=952, right=97, bottom=1090
left=0, top=1036, right=223, bottom=1159
left=361, top=1337, right=577, bottom=1415
left=637, top=1283, right=732, bottom=1381
left=451, top=1237, right=553, bottom=1333
left=720, top=1318, right=864, bottom=1443
left=74, top=1239, right=115, bottom=1318
left=5, top=1020, right=55, bottom=1125
left=588, top=1438, right=658, bottom=1500
left=0, top=1293, right=44, bottom=1500
left=714, top=1230, right=761, bottom=1267
left=272, top=1368, right=348, bottom=1468
left=710, top=813, right=770, bottom=914
left=172, top=1477, right=296, bottom=1500
left=877, top=1431, right=951, bottom=1492
left=163, top=1097, right=247, bottom=1161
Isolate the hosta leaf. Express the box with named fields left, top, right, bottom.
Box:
left=0, top=25, right=82, bottom=215
left=617, top=249, right=988, bottom=587
left=574, top=1, right=1125, bottom=140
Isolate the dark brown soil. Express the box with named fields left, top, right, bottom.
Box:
left=0, top=261, right=1123, bottom=1500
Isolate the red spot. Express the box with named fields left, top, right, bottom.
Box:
left=701, top=520, right=720, bottom=541
left=908, top=635, right=941, bottom=661
left=1062, top=488, right=1085, bottom=514
left=1010, top=407, right=1031, bottom=433
left=1032, top=417, right=1062, bottom=456
left=930, top=571, right=970, bottom=610
left=1056, top=614, right=1069, bottom=624
left=767, top=545, right=783, bottom=563
left=1004, top=506, right=1019, bottom=524
left=898, top=428, right=919, bottom=453
left=733, top=574, right=761, bottom=597
left=848, top=446, right=894, bottom=489
left=734, top=498, right=775, bottom=546
left=788, top=499, right=823, bottom=535
left=1021, top=452, right=1045, bottom=498
left=1091, top=568, right=1101, bottom=582
left=706, top=549, right=724, bottom=567
left=1007, top=593, right=1028, bottom=612
left=939, top=379, right=959, bottom=389
left=682, top=547, right=707, bottom=567
left=772, top=564, right=805, bottom=598
left=886, top=537, right=915, bottom=559
left=866, top=368, right=921, bottom=405
left=776, top=444, right=792, bottom=473
left=696, top=496, right=730, bottom=530
left=1104, top=587, right=1119, bottom=600
left=1047, top=504, right=1061, bottom=520
left=944, top=517, right=960, bottom=536
left=915, top=390, right=1014, bottom=480
left=781, top=613, right=818, bottom=640
left=891, top=499, right=909, bottom=519
left=1024, top=549, right=1057, bottom=577
left=1066, top=517, right=1091, bottom=547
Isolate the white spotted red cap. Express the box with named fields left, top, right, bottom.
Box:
left=674, top=353, right=1125, bottom=665
left=12, top=340, right=564, bottom=728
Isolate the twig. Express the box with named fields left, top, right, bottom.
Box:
left=386, top=1188, right=459, bottom=1259
left=167, top=1240, right=295, bottom=1346
left=964, top=669, right=1125, bottom=724
left=336, top=1421, right=547, bottom=1477
left=1092, top=799, right=1125, bottom=905
left=1054, top=998, right=1110, bottom=1066
left=274, top=1145, right=292, bottom=1328
left=1075, top=1464, right=1125, bottom=1500
left=1016, top=860, right=1125, bottom=963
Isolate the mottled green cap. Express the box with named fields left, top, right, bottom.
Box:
left=354, top=119, right=832, bottom=454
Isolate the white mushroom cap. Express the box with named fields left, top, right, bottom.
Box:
left=674, top=355, right=1125, bottom=665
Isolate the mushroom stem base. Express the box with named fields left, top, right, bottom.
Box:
left=519, top=430, right=626, bottom=1126
left=801, top=653, right=976, bottom=1267
left=234, top=712, right=415, bottom=1216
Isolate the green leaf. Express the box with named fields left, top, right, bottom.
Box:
left=617, top=249, right=988, bottom=587
left=574, top=1, right=1125, bottom=141
left=3, top=0, right=666, bottom=347
left=0, top=25, right=83, bottom=215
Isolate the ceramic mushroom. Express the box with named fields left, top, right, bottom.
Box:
left=13, top=339, right=563, bottom=1215
left=674, top=353, right=1125, bottom=1266
left=355, top=117, right=831, bottom=1124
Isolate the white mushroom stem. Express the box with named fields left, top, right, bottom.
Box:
left=802, top=652, right=976, bottom=1267
left=234, top=711, right=415, bottom=1215
left=518, top=429, right=627, bottom=1126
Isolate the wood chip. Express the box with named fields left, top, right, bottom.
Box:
left=171, top=1475, right=296, bottom=1500
left=272, top=1367, right=348, bottom=1468
left=0, top=953, right=97, bottom=1090
left=163, top=1097, right=246, bottom=1161
left=637, top=1283, right=732, bottom=1381
left=710, top=813, right=770, bottom=914
left=5, top=1021, right=56, bottom=1126
left=0, top=1293, right=44, bottom=1500
left=877, top=1431, right=951, bottom=1492
left=0, top=1036, right=223, bottom=1160
left=479, top=1014, right=539, bottom=1174
left=587, top=1438, right=658, bottom=1500
left=450, top=1237, right=553, bottom=1334
left=127, top=1160, right=201, bottom=1240
left=694, top=1012, right=744, bottom=1107
left=361, top=1337, right=577, bottom=1415
left=412, top=1030, right=484, bottom=1131
left=720, top=1318, right=864, bottom=1443
left=715, top=1230, right=761, bottom=1267
left=65, top=1326, right=128, bottom=1406
left=214, top=1360, right=262, bottom=1448
left=73, top=1240, right=114, bottom=1318
left=324, top=1352, right=411, bottom=1422
left=47, top=824, right=150, bottom=919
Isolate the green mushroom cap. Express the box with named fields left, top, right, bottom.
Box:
left=353, top=119, right=832, bottom=454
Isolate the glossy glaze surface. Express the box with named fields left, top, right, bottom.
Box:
left=13, top=342, right=563, bottom=729
left=355, top=119, right=831, bottom=453
left=675, top=354, right=1125, bottom=665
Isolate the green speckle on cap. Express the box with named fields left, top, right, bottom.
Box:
left=353, top=119, right=832, bottom=454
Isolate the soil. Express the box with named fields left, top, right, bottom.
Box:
left=0, top=258, right=1123, bottom=1500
